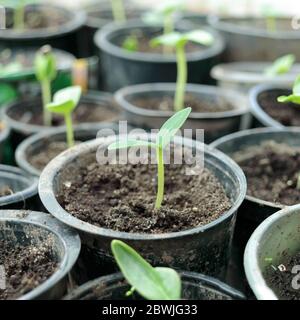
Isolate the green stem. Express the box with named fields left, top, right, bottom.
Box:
left=65, top=113, right=74, bottom=148
left=111, top=0, right=126, bottom=22
left=41, top=80, right=52, bottom=126
left=13, top=3, right=25, bottom=30
left=163, top=14, right=173, bottom=55
left=174, top=43, right=187, bottom=112
left=155, top=146, right=165, bottom=210
left=266, top=16, right=276, bottom=33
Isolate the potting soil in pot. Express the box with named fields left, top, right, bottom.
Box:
left=0, top=239, right=58, bottom=300
left=264, top=252, right=300, bottom=300
left=258, top=89, right=300, bottom=126
left=57, top=152, right=232, bottom=233
left=233, top=141, right=300, bottom=205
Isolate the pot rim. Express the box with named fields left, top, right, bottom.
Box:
left=0, top=210, right=81, bottom=300
left=38, top=133, right=246, bottom=240
left=115, top=83, right=248, bottom=119
left=94, top=20, right=225, bottom=63
left=0, top=122, right=10, bottom=144
left=64, top=271, right=246, bottom=300
left=0, top=4, right=86, bottom=40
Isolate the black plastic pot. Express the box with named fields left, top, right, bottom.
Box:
left=209, top=16, right=300, bottom=62
left=0, top=165, right=38, bottom=210
left=15, top=123, right=122, bottom=177
left=0, top=4, right=86, bottom=56
left=94, top=20, right=225, bottom=92
left=0, top=123, right=10, bottom=163
left=2, top=90, right=119, bottom=149
left=115, top=83, right=249, bottom=143
left=0, top=210, right=80, bottom=300
left=64, top=271, right=245, bottom=300
left=38, top=134, right=246, bottom=283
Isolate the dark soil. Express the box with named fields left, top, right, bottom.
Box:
left=258, top=89, right=300, bottom=126
left=0, top=239, right=57, bottom=300
left=264, top=252, right=300, bottom=300
left=131, top=94, right=234, bottom=113
left=57, top=151, right=232, bottom=233
left=233, top=141, right=300, bottom=205
left=0, top=186, right=14, bottom=197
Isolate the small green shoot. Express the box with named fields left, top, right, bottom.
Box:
left=110, top=0, right=126, bottom=22
left=151, top=31, right=214, bottom=111
left=34, top=45, right=57, bottom=127
left=108, top=107, right=191, bottom=209
left=111, top=240, right=181, bottom=300
left=261, top=4, right=278, bottom=33
left=46, top=86, right=82, bottom=148
left=122, top=34, right=139, bottom=52
left=265, top=54, right=296, bottom=76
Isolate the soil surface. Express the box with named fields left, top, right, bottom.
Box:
left=131, top=94, right=234, bottom=113
left=233, top=141, right=300, bottom=205
left=0, top=239, right=57, bottom=300
left=57, top=151, right=232, bottom=233
left=0, top=186, right=14, bottom=197
left=258, top=89, right=300, bottom=126
left=264, top=252, right=300, bottom=300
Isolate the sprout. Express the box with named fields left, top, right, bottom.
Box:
left=46, top=86, right=82, bottom=148
left=34, top=45, right=57, bottom=126
left=122, top=34, right=139, bottom=52
left=265, top=54, right=296, bottom=76
left=110, top=0, right=126, bottom=22
left=108, top=107, right=191, bottom=209
left=151, top=31, right=214, bottom=111
left=111, top=240, right=181, bottom=300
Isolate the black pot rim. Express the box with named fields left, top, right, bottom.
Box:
left=210, top=127, right=300, bottom=209
left=249, top=83, right=287, bottom=129
left=115, top=83, right=248, bottom=119
left=208, top=15, right=300, bottom=39
left=0, top=210, right=81, bottom=300
left=94, top=19, right=225, bottom=63
left=15, top=122, right=121, bottom=177
left=0, top=165, right=38, bottom=207
left=64, top=271, right=245, bottom=300
left=38, top=134, right=246, bottom=240
left=0, top=4, right=86, bottom=40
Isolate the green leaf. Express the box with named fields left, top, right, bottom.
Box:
left=108, top=139, right=155, bottom=150
left=122, top=35, right=139, bottom=52
left=265, top=54, right=296, bottom=76
left=156, top=0, right=185, bottom=15
left=184, top=30, right=214, bottom=46
left=277, top=94, right=300, bottom=104
left=151, top=32, right=185, bottom=48
left=293, top=75, right=300, bottom=95
left=34, top=45, right=57, bottom=82
left=111, top=240, right=181, bottom=300
left=156, top=107, right=191, bottom=148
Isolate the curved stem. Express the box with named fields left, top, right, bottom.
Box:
left=41, top=80, right=52, bottom=126
left=155, top=146, right=165, bottom=209
left=174, top=43, right=187, bottom=112
left=111, top=0, right=126, bottom=22
left=65, top=113, right=74, bottom=148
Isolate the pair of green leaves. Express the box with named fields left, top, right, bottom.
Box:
left=34, top=45, right=57, bottom=83
left=277, top=75, right=300, bottom=104
left=265, top=54, right=296, bottom=77
left=111, top=240, right=181, bottom=300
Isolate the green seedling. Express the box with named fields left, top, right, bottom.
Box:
left=265, top=54, right=296, bottom=76
left=108, top=107, right=191, bottom=209
left=151, top=31, right=214, bottom=111
left=111, top=240, right=181, bottom=300
left=46, top=86, right=82, bottom=148
left=110, top=0, right=126, bottom=22
left=34, top=45, right=57, bottom=127
left=122, top=34, right=139, bottom=52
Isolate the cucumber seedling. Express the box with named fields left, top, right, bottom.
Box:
left=46, top=86, right=82, bottom=148
left=151, top=31, right=214, bottom=111
left=34, top=45, right=57, bottom=127
left=108, top=107, right=191, bottom=209
left=110, top=0, right=126, bottom=22
left=265, top=54, right=296, bottom=76
left=111, top=240, right=181, bottom=300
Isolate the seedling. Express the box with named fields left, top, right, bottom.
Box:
left=151, top=31, right=214, bottom=111
left=46, top=86, right=82, bottom=148
left=122, top=34, right=139, bottom=52
left=277, top=75, right=300, bottom=189
left=111, top=240, right=181, bottom=300
left=110, top=0, right=126, bottom=22
left=34, top=45, right=57, bottom=126
left=108, top=107, right=191, bottom=209
left=261, top=4, right=278, bottom=33
left=265, top=54, right=296, bottom=76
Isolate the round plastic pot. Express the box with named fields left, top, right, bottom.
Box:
left=115, top=83, right=249, bottom=143
left=2, top=90, right=118, bottom=149
left=211, top=62, right=300, bottom=94
left=38, top=134, right=246, bottom=282
left=0, top=165, right=38, bottom=210
left=210, top=128, right=300, bottom=255
left=208, top=16, right=300, bottom=62
left=0, top=210, right=80, bottom=300
left=244, top=204, right=300, bottom=300
left=64, top=271, right=245, bottom=300
left=249, top=83, right=287, bottom=128
left=0, top=4, right=86, bottom=56
left=94, top=20, right=225, bottom=92
left=15, top=123, right=122, bottom=177
left=0, top=123, right=10, bottom=163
